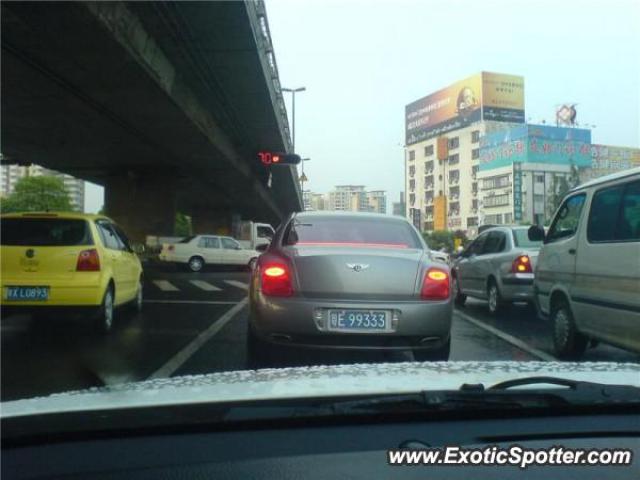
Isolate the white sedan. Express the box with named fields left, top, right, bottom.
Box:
left=159, top=235, right=259, bottom=272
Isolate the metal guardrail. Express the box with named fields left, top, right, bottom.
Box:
left=246, top=0, right=292, bottom=153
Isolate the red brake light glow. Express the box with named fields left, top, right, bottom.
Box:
left=260, top=263, right=293, bottom=297
left=76, top=249, right=101, bottom=272
left=512, top=255, right=533, bottom=274
left=421, top=267, right=450, bottom=300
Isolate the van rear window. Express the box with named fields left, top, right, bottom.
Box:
left=0, top=218, right=93, bottom=246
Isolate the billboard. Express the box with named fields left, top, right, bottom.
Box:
left=583, top=145, right=640, bottom=181
left=406, top=74, right=482, bottom=145
left=405, top=72, right=525, bottom=145
left=482, top=72, right=525, bottom=123
left=433, top=196, right=447, bottom=231
left=480, top=125, right=592, bottom=170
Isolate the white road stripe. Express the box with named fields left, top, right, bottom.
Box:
left=152, top=280, right=179, bottom=291
left=148, top=298, right=248, bottom=379
left=189, top=280, right=221, bottom=291
left=454, top=310, right=557, bottom=361
left=224, top=280, right=249, bottom=290
left=144, top=299, right=238, bottom=305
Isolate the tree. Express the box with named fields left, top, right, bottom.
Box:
left=1, top=176, right=74, bottom=213
left=546, top=162, right=581, bottom=219
left=174, top=212, right=192, bottom=236
left=423, top=230, right=455, bottom=252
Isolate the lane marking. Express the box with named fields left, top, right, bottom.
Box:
left=454, top=310, right=557, bottom=361
left=148, top=298, right=248, bottom=379
left=152, top=280, right=180, bottom=291
left=225, top=280, right=249, bottom=290
left=189, top=280, right=222, bottom=291
left=144, top=299, right=239, bottom=305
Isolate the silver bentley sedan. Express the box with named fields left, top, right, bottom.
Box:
left=247, top=211, right=453, bottom=366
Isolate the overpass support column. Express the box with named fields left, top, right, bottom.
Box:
left=104, top=174, right=176, bottom=244
left=190, top=210, right=236, bottom=236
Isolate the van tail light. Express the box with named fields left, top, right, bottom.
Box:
left=420, top=267, right=450, bottom=300
left=512, top=255, right=533, bottom=274
left=260, top=262, right=294, bottom=297
left=77, top=249, right=101, bottom=271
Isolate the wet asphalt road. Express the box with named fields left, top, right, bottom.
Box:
left=2, top=264, right=639, bottom=401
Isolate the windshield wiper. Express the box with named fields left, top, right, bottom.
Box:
left=224, top=378, right=640, bottom=421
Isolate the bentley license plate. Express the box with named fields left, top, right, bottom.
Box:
left=327, top=310, right=389, bottom=332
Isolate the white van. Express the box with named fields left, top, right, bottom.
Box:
left=528, top=167, right=640, bottom=359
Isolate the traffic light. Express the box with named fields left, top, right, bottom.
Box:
left=258, top=152, right=301, bottom=166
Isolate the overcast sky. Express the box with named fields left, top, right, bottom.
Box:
left=85, top=0, right=639, bottom=213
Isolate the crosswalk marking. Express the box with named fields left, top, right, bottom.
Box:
left=224, top=280, right=249, bottom=290
left=189, top=280, right=221, bottom=291
left=152, top=280, right=180, bottom=292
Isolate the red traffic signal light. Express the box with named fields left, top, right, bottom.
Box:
left=258, top=152, right=301, bottom=166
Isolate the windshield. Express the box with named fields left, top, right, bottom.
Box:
left=1, top=0, right=639, bottom=431
left=1, top=218, right=92, bottom=246
left=512, top=229, right=542, bottom=248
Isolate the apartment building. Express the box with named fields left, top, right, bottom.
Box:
left=392, top=192, right=405, bottom=216
left=405, top=72, right=525, bottom=236
left=366, top=190, right=387, bottom=214
left=327, top=185, right=368, bottom=212
left=303, top=190, right=326, bottom=211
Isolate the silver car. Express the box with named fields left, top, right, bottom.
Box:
left=452, top=226, right=543, bottom=314
left=248, top=212, right=453, bottom=366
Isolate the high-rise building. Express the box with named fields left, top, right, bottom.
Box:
left=366, top=190, right=387, bottom=214
left=405, top=72, right=525, bottom=236
left=303, top=190, right=326, bottom=211
left=0, top=164, right=85, bottom=211
left=392, top=192, right=405, bottom=216
left=328, top=185, right=368, bottom=212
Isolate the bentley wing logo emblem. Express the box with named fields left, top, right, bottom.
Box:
left=346, top=263, right=369, bottom=272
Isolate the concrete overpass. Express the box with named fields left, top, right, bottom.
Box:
left=1, top=1, right=302, bottom=241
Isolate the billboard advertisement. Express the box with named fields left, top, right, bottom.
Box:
left=480, top=125, right=592, bottom=170
left=482, top=72, right=525, bottom=123
left=406, top=74, right=482, bottom=145
left=433, top=196, right=447, bottom=231
left=406, top=72, right=525, bottom=145
left=583, top=145, right=640, bottom=181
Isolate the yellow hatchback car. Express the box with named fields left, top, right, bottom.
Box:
left=1, top=212, right=144, bottom=332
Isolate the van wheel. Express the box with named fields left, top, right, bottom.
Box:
left=188, top=256, right=204, bottom=272
left=453, top=275, right=466, bottom=306
left=552, top=300, right=588, bottom=359
left=487, top=279, right=504, bottom=315
left=95, top=284, right=115, bottom=333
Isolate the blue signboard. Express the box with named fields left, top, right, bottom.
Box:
left=480, top=124, right=592, bottom=170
